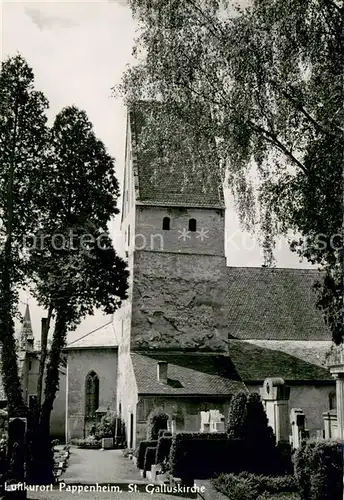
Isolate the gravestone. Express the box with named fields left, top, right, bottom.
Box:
left=290, top=408, right=306, bottom=449
left=200, top=410, right=225, bottom=433
left=260, top=377, right=290, bottom=444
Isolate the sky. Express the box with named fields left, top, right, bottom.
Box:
left=0, top=0, right=313, bottom=343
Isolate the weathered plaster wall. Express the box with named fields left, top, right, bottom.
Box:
left=66, top=348, right=117, bottom=440
left=132, top=251, right=230, bottom=350
left=135, top=206, right=225, bottom=256
left=247, top=382, right=335, bottom=434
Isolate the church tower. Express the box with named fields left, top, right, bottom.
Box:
left=121, top=102, right=228, bottom=351
left=20, top=303, right=34, bottom=352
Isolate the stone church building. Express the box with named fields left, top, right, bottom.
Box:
left=65, top=102, right=334, bottom=446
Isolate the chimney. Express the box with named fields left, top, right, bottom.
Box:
left=157, top=361, right=168, bottom=383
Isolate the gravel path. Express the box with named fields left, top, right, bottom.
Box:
left=60, top=447, right=144, bottom=484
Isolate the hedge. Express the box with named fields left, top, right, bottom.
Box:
left=169, top=433, right=243, bottom=480
left=156, top=436, right=172, bottom=465
left=144, top=446, right=157, bottom=474
left=137, top=440, right=158, bottom=470
left=294, top=440, right=343, bottom=500
left=213, top=472, right=298, bottom=500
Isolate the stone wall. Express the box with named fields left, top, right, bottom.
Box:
left=247, top=382, right=335, bottom=433
left=66, top=348, right=118, bottom=440
left=131, top=251, right=228, bottom=350
left=135, top=206, right=225, bottom=256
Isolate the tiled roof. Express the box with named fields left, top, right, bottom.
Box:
left=243, top=340, right=332, bottom=368
left=226, top=340, right=332, bottom=382
left=65, top=322, right=118, bottom=349
left=131, top=341, right=331, bottom=395
left=129, top=102, right=225, bottom=209
left=131, top=352, right=246, bottom=396
left=223, top=267, right=330, bottom=341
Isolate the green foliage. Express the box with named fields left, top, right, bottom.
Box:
left=293, top=440, right=343, bottom=500
left=144, top=446, right=157, bottom=473
left=26, top=105, right=128, bottom=484
left=213, top=472, right=298, bottom=500
left=169, top=433, right=241, bottom=480
left=137, top=440, right=158, bottom=470
left=227, top=392, right=247, bottom=439
left=120, top=0, right=343, bottom=343
left=227, top=392, right=277, bottom=474
left=155, top=436, right=172, bottom=468
left=0, top=55, right=50, bottom=416
left=97, top=412, right=118, bottom=438
left=146, top=409, right=169, bottom=440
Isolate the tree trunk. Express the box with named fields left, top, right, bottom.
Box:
left=36, top=306, right=53, bottom=409
left=30, top=309, right=67, bottom=485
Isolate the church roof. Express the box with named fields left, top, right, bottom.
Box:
left=128, top=101, right=225, bottom=209
left=65, top=322, right=118, bottom=349
left=131, top=352, right=246, bottom=396
left=225, top=340, right=331, bottom=382
left=131, top=342, right=331, bottom=396
left=243, top=340, right=332, bottom=368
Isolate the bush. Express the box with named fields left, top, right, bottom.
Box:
left=70, top=438, right=101, bottom=449
left=146, top=409, right=169, bottom=440
left=144, top=446, right=157, bottom=474
left=227, top=392, right=247, bottom=439
left=156, top=436, right=172, bottom=468
left=137, top=440, right=158, bottom=470
left=213, top=472, right=298, bottom=500
left=169, top=433, right=242, bottom=481
left=97, top=411, right=118, bottom=438
left=228, top=392, right=279, bottom=475
left=294, top=440, right=343, bottom=500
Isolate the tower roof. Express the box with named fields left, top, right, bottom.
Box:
left=20, top=304, right=34, bottom=343
left=128, top=101, right=225, bottom=209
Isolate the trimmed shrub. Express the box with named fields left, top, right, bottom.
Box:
left=227, top=392, right=247, bottom=439
left=146, top=409, right=169, bottom=440
left=137, top=440, right=158, bottom=470
left=156, top=436, right=172, bottom=465
left=213, top=472, right=298, bottom=500
left=169, top=433, right=242, bottom=481
left=294, top=440, right=343, bottom=500
left=144, top=446, right=157, bottom=474
left=228, top=392, right=279, bottom=475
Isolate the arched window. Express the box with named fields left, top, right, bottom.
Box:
left=162, top=217, right=170, bottom=230
left=85, top=371, right=99, bottom=418
left=188, top=218, right=197, bottom=232
left=329, top=391, right=336, bottom=410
